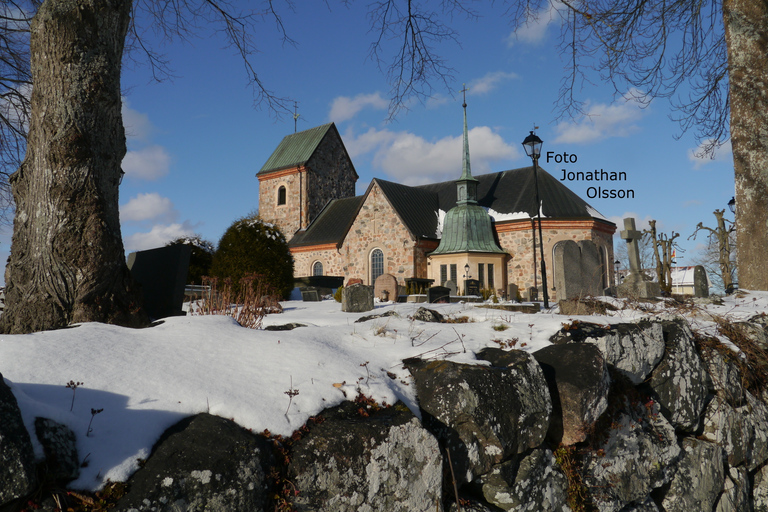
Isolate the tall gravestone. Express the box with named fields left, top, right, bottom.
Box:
left=444, top=280, right=458, bottom=297
left=616, top=218, right=660, bottom=299
left=693, top=265, right=709, bottom=298
left=341, top=283, right=374, bottom=313
left=553, top=240, right=603, bottom=300
left=127, top=245, right=191, bottom=319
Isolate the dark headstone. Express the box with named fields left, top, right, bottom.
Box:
left=427, top=286, right=450, bottom=304
left=578, top=240, right=603, bottom=296
left=127, top=244, right=191, bottom=319
left=341, top=283, right=374, bottom=312
left=554, top=240, right=603, bottom=300
left=507, top=283, right=519, bottom=301
left=693, top=265, right=709, bottom=298
left=465, top=279, right=481, bottom=296
left=525, top=287, right=538, bottom=302
left=300, top=288, right=320, bottom=302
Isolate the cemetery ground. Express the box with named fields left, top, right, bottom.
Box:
left=1, top=291, right=767, bottom=500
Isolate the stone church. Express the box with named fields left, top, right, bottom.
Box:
left=257, top=110, right=616, bottom=300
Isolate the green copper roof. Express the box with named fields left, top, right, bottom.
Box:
left=257, top=123, right=335, bottom=175
left=431, top=204, right=505, bottom=254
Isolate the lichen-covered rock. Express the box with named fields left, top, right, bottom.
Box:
left=584, top=399, right=679, bottom=512
left=0, top=374, right=38, bottom=507
left=533, top=343, right=610, bottom=445
left=406, top=352, right=551, bottom=485
left=583, top=320, right=665, bottom=385
left=660, top=438, right=723, bottom=512
left=738, top=391, right=768, bottom=470
left=115, top=413, right=273, bottom=512
left=702, top=396, right=750, bottom=467
left=288, top=401, right=442, bottom=512
left=715, top=466, right=751, bottom=512
left=753, top=464, right=768, bottom=512
left=34, top=417, right=79, bottom=482
left=411, top=307, right=444, bottom=323
left=478, top=447, right=570, bottom=511
left=619, top=497, right=659, bottom=511
left=701, top=348, right=744, bottom=406
left=647, top=319, right=709, bottom=432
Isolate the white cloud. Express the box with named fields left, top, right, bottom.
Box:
left=329, top=92, right=388, bottom=123
left=120, top=192, right=177, bottom=223
left=553, top=91, right=647, bottom=144
left=346, top=126, right=519, bottom=185
left=122, top=145, right=171, bottom=180
left=507, top=1, right=565, bottom=46
left=688, top=139, right=732, bottom=170
left=123, top=222, right=198, bottom=252
left=122, top=98, right=154, bottom=142
left=469, top=72, right=519, bottom=95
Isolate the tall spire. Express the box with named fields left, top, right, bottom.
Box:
left=460, top=84, right=472, bottom=181
left=456, top=84, right=478, bottom=206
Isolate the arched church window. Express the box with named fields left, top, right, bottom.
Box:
left=371, top=249, right=384, bottom=284
left=277, top=186, right=287, bottom=206
left=313, top=261, right=323, bottom=276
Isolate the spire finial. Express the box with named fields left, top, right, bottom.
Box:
left=293, top=101, right=300, bottom=133
left=460, top=84, right=472, bottom=180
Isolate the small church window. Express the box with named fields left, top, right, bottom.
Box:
left=440, top=265, right=447, bottom=286
left=313, top=261, right=323, bottom=276
left=488, top=264, right=494, bottom=288
left=478, top=264, right=485, bottom=286
left=450, top=264, right=457, bottom=284
left=277, top=186, right=287, bottom=206
left=371, top=249, right=384, bottom=284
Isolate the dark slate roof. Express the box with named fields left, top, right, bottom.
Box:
left=288, top=196, right=364, bottom=247
left=258, top=123, right=335, bottom=176
left=289, top=166, right=612, bottom=248
left=417, top=166, right=602, bottom=219
left=375, top=179, right=441, bottom=239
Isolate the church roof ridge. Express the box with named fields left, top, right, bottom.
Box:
left=257, top=122, right=336, bottom=176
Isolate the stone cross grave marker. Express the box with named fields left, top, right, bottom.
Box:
left=621, top=218, right=644, bottom=281
left=617, top=217, right=660, bottom=298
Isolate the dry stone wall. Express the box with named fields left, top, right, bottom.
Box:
left=3, top=313, right=768, bottom=511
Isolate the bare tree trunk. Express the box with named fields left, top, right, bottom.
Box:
left=1, top=0, right=147, bottom=333
left=724, top=0, right=768, bottom=291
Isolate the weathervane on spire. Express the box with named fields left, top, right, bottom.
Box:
left=460, top=83, right=470, bottom=108
left=293, top=101, right=300, bottom=133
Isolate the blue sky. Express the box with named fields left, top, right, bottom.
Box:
left=0, top=1, right=736, bottom=280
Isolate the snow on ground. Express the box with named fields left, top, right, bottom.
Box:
left=1, top=291, right=767, bottom=491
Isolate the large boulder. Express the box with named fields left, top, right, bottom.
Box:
left=582, top=321, right=665, bottom=385
left=287, top=401, right=442, bottom=512
left=647, top=319, right=709, bottom=432
left=478, top=447, right=570, bottom=511
left=738, top=392, right=768, bottom=470
left=0, top=374, right=37, bottom=507
left=406, top=352, right=551, bottom=486
left=659, top=437, right=724, bottom=512
left=533, top=343, right=611, bottom=445
left=584, top=398, right=680, bottom=512
left=115, top=413, right=274, bottom=511
left=34, top=417, right=79, bottom=482
left=701, top=396, right=751, bottom=467
left=701, top=347, right=745, bottom=406
left=715, top=466, right=751, bottom=512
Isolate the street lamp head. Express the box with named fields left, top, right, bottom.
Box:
left=728, top=197, right=736, bottom=214
left=522, top=131, right=543, bottom=160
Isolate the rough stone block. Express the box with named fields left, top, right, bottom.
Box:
left=341, top=283, right=374, bottom=312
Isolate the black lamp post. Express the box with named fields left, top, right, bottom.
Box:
left=614, top=259, right=621, bottom=286
left=522, top=130, right=549, bottom=308
left=728, top=197, right=736, bottom=214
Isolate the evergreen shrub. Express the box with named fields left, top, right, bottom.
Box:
left=166, top=235, right=214, bottom=285
left=211, top=215, right=294, bottom=299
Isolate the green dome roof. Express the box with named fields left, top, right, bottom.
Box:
left=431, top=203, right=505, bottom=255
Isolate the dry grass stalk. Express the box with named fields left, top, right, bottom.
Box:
left=194, top=274, right=281, bottom=329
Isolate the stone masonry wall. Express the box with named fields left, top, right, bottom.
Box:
left=497, top=219, right=615, bottom=301
left=340, top=182, right=423, bottom=286
left=258, top=169, right=305, bottom=238
left=305, top=131, right=357, bottom=226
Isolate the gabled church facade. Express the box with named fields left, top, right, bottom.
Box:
left=257, top=118, right=616, bottom=301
